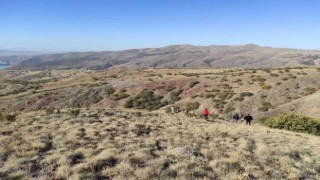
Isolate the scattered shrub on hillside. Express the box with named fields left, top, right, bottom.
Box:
left=205, top=94, right=215, bottom=99
left=165, top=86, right=176, bottom=92
left=124, top=90, right=166, bottom=110
left=278, top=70, right=284, bottom=73
left=185, top=102, right=200, bottom=112
left=93, top=96, right=104, bottom=104
left=317, top=67, right=320, bottom=72
left=300, top=87, right=317, bottom=96
left=288, top=74, right=297, bottom=79
left=281, top=77, right=289, bottom=81
left=252, top=76, right=266, bottom=83
left=232, top=79, right=242, bottom=83
left=189, top=80, right=200, bottom=88
left=110, top=89, right=130, bottom=101
left=169, top=89, right=183, bottom=103
left=218, top=84, right=232, bottom=90
left=284, top=68, right=290, bottom=72
left=69, top=109, right=80, bottom=117
left=260, top=83, right=272, bottom=90
left=258, top=101, right=273, bottom=112
left=294, top=83, right=300, bottom=89
left=220, top=77, right=228, bottom=82
left=224, top=106, right=235, bottom=114
left=270, top=73, right=279, bottom=77
left=239, top=92, right=254, bottom=97
left=0, top=114, right=17, bottom=122
left=216, top=90, right=235, bottom=100
left=234, top=97, right=244, bottom=102
left=92, top=77, right=99, bottom=81
left=264, top=114, right=320, bottom=136
left=109, top=74, right=117, bottom=78
left=262, top=68, right=271, bottom=73
left=46, top=107, right=55, bottom=115
left=105, top=86, right=115, bottom=95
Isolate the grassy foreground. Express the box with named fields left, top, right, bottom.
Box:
left=1, top=109, right=320, bottom=179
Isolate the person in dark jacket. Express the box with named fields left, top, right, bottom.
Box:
left=244, top=114, right=253, bottom=125
left=232, top=113, right=240, bottom=123
left=203, top=108, right=209, bottom=120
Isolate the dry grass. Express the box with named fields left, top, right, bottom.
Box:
left=0, top=109, right=319, bottom=179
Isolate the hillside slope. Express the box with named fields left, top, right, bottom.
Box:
left=3, top=44, right=320, bottom=70
left=0, top=109, right=319, bottom=179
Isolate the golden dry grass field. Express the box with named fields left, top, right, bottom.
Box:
left=1, top=109, right=320, bottom=179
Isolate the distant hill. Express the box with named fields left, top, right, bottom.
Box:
left=0, top=50, right=43, bottom=57
left=2, top=44, right=320, bottom=70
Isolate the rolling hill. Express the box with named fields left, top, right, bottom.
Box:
left=2, top=44, right=320, bottom=70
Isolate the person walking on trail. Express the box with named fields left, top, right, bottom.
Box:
left=244, top=114, right=253, bottom=125
left=232, top=113, right=240, bottom=123
left=203, top=108, right=209, bottom=120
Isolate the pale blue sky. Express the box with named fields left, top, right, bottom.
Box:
left=1, top=0, right=320, bottom=52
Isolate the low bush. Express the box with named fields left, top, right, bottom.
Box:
left=46, top=107, right=55, bottom=115
left=69, top=109, right=80, bottom=117
left=239, top=92, right=254, bottom=97
left=234, top=97, right=244, bottom=102
left=260, top=83, right=272, bottom=90
left=185, top=102, right=200, bottom=112
left=105, top=87, right=115, bottom=95
left=0, top=113, right=17, bottom=122
left=93, top=96, right=103, bottom=104
left=270, top=73, right=279, bottom=77
left=258, top=101, right=273, bottom=112
left=110, top=89, right=129, bottom=101
left=264, top=114, right=320, bottom=136
left=189, top=80, right=200, bottom=88
left=124, top=90, right=166, bottom=110
left=169, top=89, right=183, bottom=103
left=300, top=87, right=317, bottom=96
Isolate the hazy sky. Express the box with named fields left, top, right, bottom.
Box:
left=1, top=0, right=320, bottom=52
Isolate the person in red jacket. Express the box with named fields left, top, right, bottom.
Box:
left=203, top=108, right=209, bottom=120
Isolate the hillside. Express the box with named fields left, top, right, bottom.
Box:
left=1, top=109, right=320, bottom=179
left=2, top=44, right=320, bottom=70
left=0, top=67, right=320, bottom=179
left=0, top=67, right=319, bottom=119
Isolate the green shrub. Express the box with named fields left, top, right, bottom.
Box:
left=270, top=73, right=279, bottom=77
left=264, top=114, right=320, bottom=136
left=169, top=89, right=183, bottom=103
left=189, top=80, right=200, bottom=88
left=288, top=74, right=297, bottom=79
left=258, top=106, right=269, bottom=112
left=252, top=76, right=266, bottom=83
left=234, top=97, right=244, bottom=102
left=69, top=109, right=80, bottom=117
left=105, top=87, right=115, bottom=95
left=258, top=101, right=273, bottom=112
left=124, top=90, right=166, bottom=110
left=165, top=86, right=176, bottom=92
left=46, top=107, right=55, bottom=115
left=260, top=83, right=272, bottom=90
left=110, top=89, right=129, bottom=101
left=300, top=87, right=317, bottom=96
left=93, top=96, right=103, bottom=104
left=224, top=106, right=235, bottom=113
left=239, top=92, right=254, bottom=97
left=185, top=102, right=200, bottom=112
left=0, top=114, right=17, bottom=122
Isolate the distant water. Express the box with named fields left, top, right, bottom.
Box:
left=0, top=65, right=9, bottom=70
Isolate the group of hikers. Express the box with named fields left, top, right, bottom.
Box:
left=203, top=108, right=253, bottom=125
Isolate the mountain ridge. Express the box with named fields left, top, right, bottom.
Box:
left=1, top=44, right=320, bottom=70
